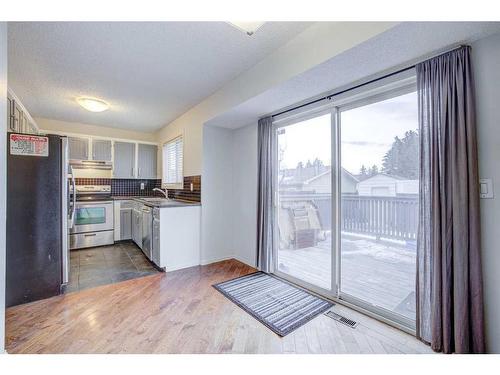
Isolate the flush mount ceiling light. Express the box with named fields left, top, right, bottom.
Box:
left=77, top=97, right=109, bottom=112
left=228, top=22, right=265, bottom=36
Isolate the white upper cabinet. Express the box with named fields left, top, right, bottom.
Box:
left=51, top=130, right=157, bottom=179
left=7, top=89, right=39, bottom=135
left=92, top=139, right=112, bottom=161
left=137, top=144, right=158, bottom=179
left=113, top=141, right=136, bottom=178
left=69, top=137, right=90, bottom=160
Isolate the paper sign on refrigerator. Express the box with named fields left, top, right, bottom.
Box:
left=10, top=134, right=49, bottom=157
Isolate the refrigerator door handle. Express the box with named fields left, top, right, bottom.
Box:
left=61, top=137, right=70, bottom=285
left=70, top=165, right=76, bottom=228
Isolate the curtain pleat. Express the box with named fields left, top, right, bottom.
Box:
left=257, top=116, right=275, bottom=273
left=416, top=46, right=485, bottom=353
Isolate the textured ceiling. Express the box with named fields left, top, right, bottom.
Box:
left=8, top=21, right=311, bottom=132
left=206, top=22, right=500, bottom=129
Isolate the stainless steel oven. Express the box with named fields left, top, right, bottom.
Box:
left=70, top=185, right=114, bottom=249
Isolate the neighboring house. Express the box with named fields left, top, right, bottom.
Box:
left=280, top=166, right=359, bottom=194
left=303, top=169, right=358, bottom=194
left=357, top=173, right=418, bottom=196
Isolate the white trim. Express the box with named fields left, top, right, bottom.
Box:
left=161, top=134, right=184, bottom=189
left=39, top=129, right=159, bottom=146
left=272, top=106, right=336, bottom=299
left=273, top=101, right=334, bottom=127
left=333, top=74, right=418, bottom=331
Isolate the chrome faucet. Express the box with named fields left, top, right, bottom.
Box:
left=153, top=188, right=169, bottom=199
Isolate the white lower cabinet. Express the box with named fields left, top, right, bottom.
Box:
left=115, top=200, right=201, bottom=271
left=154, top=205, right=201, bottom=272
left=114, top=200, right=134, bottom=241
left=132, top=205, right=143, bottom=249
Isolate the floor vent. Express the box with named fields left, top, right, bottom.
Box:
left=324, top=310, right=358, bottom=328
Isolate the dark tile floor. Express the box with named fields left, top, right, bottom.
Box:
left=66, top=241, right=160, bottom=293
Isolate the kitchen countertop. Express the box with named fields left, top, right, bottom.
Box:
left=112, top=196, right=201, bottom=208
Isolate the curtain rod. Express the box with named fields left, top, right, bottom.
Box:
left=271, top=44, right=467, bottom=119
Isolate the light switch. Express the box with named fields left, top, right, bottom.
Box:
left=479, top=178, right=494, bottom=199
left=140, top=182, right=145, bottom=190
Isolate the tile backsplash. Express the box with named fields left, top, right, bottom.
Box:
left=167, top=175, right=201, bottom=202
left=75, top=178, right=112, bottom=186
left=75, top=175, right=201, bottom=202
left=111, top=179, right=161, bottom=197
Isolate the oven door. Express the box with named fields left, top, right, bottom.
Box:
left=70, top=201, right=114, bottom=234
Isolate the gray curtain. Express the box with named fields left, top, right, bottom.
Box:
left=257, top=116, right=275, bottom=273
left=416, top=46, right=485, bottom=353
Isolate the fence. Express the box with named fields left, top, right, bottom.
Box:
left=279, top=192, right=419, bottom=241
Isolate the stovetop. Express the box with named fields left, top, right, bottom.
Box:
left=73, top=185, right=112, bottom=202
left=76, top=195, right=113, bottom=202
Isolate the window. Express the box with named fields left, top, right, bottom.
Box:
left=162, top=136, right=183, bottom=186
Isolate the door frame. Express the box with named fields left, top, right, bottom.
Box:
left=333, top=78, right=418, bottom=331
left=271, top=102, right=338, bottom=300
left=270, top=70, right=419, bottom=332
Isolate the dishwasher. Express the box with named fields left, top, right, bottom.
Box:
left=141, top=205, right=153, bottom=260
left=152, top=208, right=161, bottom=266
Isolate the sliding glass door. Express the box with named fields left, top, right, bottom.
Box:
left=272, top=74, right=419, bottom=329
left=274, top=109, right=334, bottom=294
left=338, top=90, right=419, bottom=328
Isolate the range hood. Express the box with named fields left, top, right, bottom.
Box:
left=70, top=160, right=113, bottom=170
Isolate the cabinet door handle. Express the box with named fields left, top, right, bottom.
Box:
left=84, top=233, right=97, bottom=237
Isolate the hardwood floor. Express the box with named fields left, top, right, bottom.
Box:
left=5, top=259, right=433, bottom=354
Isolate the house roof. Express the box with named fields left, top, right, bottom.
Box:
left=303, top=168, right=359, bottom=185
left=357, top=173, right=408, bottom=184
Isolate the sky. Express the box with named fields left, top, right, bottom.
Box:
left=278, top=91, right=418, bottom=175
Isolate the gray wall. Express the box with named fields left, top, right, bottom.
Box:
left=0, top=22, right=7, bottom=353
left=473, top=31, right=500, bottom=353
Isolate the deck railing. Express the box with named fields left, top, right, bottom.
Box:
left=279, top=192, right=419, bottom=241
left=341, top=195, right=418, bottom=241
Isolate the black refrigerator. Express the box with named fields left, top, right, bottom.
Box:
left=6, top=133, right=71, bottom=307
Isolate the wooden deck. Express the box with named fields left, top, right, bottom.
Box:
left=278, top=234, right=416, bottom=320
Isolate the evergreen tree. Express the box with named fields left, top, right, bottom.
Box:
left=359, top=165, right=368, bottom=176
left=369, top=165, right=379, bottom=176
left=382, top=130, right=419, bottom=179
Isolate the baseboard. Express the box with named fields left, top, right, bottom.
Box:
left=232, top=255, right=257, bottom=269
left=200, top=254, right=234, bottom=265
left=165, top=260, right=201, bottom=272
left=200, top=253, right=256, bottom=269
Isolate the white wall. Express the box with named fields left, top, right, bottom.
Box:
left=231, top=123, right=258, bottom=267
left=200, top=122, right=258, bottom=267
left=156, top=23, right=396, bottom=176
left=200, top=126, right=234, bottom=264
left=472, top=32, right=500, bottom=353
left=201, top=32, right=500, bottom=353
left=0, top=22, right=7, bottom=353
left=36, top=117, right=157, bottom=143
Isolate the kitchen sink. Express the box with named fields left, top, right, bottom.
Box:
left=134, top=197, right=198, bottom=207
left=139, top=197, right=169, bottom=202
